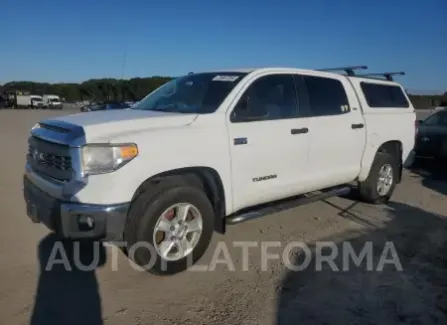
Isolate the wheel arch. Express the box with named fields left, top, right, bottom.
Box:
left=130, top=166, right=227, bottom=234
left=359, top=140, right=403, bottom=182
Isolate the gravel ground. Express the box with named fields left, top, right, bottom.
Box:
left=0, top=110, right=446, bottom=325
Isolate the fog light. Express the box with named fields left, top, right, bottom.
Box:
left=77, top=215, right=95, bottom=231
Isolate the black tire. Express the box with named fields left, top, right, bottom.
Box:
left=124, top=185, right=214, bottom=275
left=358, top=152, right=398, bottom=204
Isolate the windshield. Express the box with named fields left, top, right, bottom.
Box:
left=132, top=72, right=247, bottom=113
left=50, top=98, right=60, bottom=102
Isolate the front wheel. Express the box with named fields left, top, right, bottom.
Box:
left=358, top=152, right=398, bottom=204
left=124, top=185, right=214, bottom=275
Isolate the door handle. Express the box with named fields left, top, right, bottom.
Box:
left=291, top=128, right=309, bottom=135
left=234, top=137, right=248, bottom=145
left=351, top=123, right=364, bottom=129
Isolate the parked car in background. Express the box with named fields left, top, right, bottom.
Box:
left=414, top=110, right=447, bottom=161
left=81, top=101, right=131, bottom=112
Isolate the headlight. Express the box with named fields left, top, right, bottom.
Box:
left=81, top=144, right=138, bottom=175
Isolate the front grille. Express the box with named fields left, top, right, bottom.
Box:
left=27, top=136, right=73, bottom=182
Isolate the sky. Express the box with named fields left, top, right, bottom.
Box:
left=1, top=0, right=446, bottom=94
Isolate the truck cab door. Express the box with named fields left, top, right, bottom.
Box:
left=227, top=73, right=310, bottom=212
left=302, top=74, right=366, bottom=190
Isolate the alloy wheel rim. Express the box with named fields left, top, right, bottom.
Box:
left=153, top=203, right=203, bottom=261
left=377, top=164, right=393, bottom=196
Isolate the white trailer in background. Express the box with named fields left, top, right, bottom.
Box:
left=16, top=94, right=32, bottom=108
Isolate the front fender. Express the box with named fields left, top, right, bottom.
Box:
left=71, top=120, right=234, bottom=214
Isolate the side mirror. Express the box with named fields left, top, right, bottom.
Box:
left=417, top=119, right=423, bottom=124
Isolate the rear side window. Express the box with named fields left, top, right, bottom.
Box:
left=360, top=82, right=409, bottom=108
left=303, top=76, right=350, bottom=116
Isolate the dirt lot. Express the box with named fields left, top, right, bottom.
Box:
left=0, top=109, right=446, bottom=325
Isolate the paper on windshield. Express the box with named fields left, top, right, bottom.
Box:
left=212, top=75, right=240, bottom=82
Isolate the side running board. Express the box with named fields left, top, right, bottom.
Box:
left=226, top=186, right=351, bottom=225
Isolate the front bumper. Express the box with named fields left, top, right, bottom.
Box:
left=23, top=176, right=129, bottom=241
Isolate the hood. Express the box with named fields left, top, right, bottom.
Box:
left=42, top=109, right=198, bottom=142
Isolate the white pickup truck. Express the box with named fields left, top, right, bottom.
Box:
left=23, top=66, right=416, bottom=274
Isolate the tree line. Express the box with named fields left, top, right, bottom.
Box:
left=0, top=77, right=173, bottom=103
left=407, top=93, right=447, bottom=109
left=1, top=77, right=446, bottom=109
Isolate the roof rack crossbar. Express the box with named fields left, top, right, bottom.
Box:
left=357, top=72, right=405, bottom=81
left=316, top=65, right=368, bottom=76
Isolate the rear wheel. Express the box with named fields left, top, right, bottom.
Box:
left=124, top=185, right=214, bottom=275
left=358, top=152, right=398, bottom=204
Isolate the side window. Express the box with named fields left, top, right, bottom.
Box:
left=360, top=82, right=410, bottom=108
left=231, top=74, right=298, bottom=122
left=303, top=76, right=350, bottom=116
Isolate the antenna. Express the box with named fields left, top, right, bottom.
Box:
left=357, top=72, right=405, bottom=81
left=316, top=65, right=368, bottom=76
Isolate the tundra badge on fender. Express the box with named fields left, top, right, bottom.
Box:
left=252, top=174, right=277, bottom=182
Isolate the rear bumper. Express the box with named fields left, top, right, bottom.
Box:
left=414, top=136, right=447, bottom=159
left=414, top=146, right=447, bottom=160
left=23, top=176, right=129, bottom=241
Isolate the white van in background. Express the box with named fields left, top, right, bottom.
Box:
left=42, top=94, right=62, bottom=109
left=30, top=95, right=44, bottom=108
